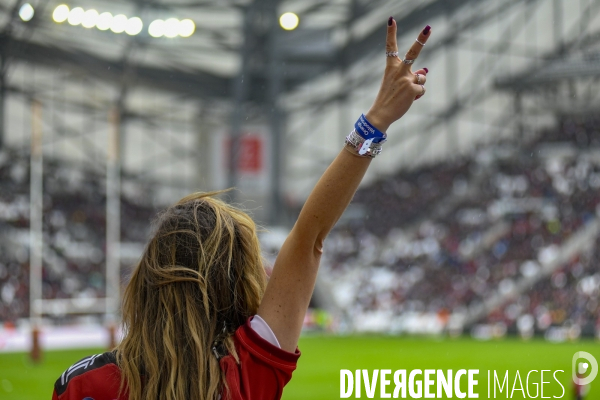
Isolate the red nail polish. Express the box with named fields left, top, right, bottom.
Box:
left=423, top=25, right=431, bottom=35
left=424, top=68, right=429, bottom=74
left=388, top=17, right=393, bottom=26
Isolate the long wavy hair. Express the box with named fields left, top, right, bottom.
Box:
left=115, top=191, right=267, bottom=400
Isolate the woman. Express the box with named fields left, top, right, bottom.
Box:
left=52, top=17, right=431, bottom=400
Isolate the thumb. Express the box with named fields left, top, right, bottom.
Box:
left=386, top=17, right=398, bottom=56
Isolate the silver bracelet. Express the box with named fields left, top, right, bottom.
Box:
left=344, top=129, right=385, bottom=158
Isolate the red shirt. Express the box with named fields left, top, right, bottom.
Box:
left=52, top=320, right=300, bottom=400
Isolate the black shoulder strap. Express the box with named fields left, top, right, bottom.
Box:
left=212, top=338, right=230, bottom=360
left=212, top=321, right=232, bottom=361
left=54, top=351, right=118, bottom=396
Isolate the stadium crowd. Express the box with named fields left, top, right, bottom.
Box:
left=1, top=115, right=599, bottom=339
left=486, top=242, right=600, bottom=339
left=0, top=150, right=154, bottom=323
left=321, top=114, right=600, bottom=337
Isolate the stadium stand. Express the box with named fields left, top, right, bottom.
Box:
left=321, top=115, right=600, bottom=337
left=1, top=115, right=599, bottom=340
left=0, top=149, right=154, bottom=323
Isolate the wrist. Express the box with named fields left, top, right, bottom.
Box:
left=364, top=110, right=391, bottom=132
left=344, top=129, right=384, bottom=158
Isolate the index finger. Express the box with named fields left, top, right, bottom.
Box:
left=386, top=17, right=398, bottom=54
left=403, top=25, right=432, bottom=64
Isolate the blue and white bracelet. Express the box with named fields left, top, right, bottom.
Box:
left=344, top=114, right=387, bottom=158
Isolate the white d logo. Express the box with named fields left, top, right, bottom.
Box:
left=572, top=351, right=598, bottom=386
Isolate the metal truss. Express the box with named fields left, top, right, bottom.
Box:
left=1, top=0, right=598, bottom=219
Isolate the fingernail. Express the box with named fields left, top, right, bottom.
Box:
left=388, top=16, right=393, bottom=26
left=423, top=25, right=431, bottom=35
left=424, top=67, right=429, bottom=74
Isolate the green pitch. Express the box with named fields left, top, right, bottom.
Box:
left=0, top=336, right=597, bottom=399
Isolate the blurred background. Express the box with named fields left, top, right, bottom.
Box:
left=0, top=0, right=599, bottom=398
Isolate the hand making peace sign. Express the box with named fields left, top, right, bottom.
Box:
left=365, top=18, right=432, bottom=133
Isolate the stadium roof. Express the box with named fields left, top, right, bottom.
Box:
left=496, top=53, right=600, bottom=90
left=0, top=0, right=476, bottom=102
left=494, top=30, right=600, bottom=91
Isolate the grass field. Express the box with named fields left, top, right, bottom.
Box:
left=0, top=336, right=598, bottom=399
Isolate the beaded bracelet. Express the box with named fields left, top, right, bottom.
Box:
left=343, top=115, right=387, bottom=158
left=344, top=129, right=383, bottom=158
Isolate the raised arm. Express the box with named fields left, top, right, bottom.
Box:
left=258, top=18, right=432, bottom=352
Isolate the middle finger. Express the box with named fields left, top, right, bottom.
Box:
left=402, top=25, right=432, bottom=67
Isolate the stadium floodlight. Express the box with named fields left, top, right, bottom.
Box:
left=164, top=18, right=179, bottom=38
left=67, top=7, right=84, bottom=26
left=125, top=17, right=143, bottom=35
left=96, top=12, right=112, bottom=31
left=148, top=19, right=164, bottom=38
left=51, top=5, right=193, bottom=38
left=19, top=3, right=35, bottom=22
left=52, top=4, right=69, bottom=23
left=110, top=14, right=127, bottom=33
left=81, top=9, right=99, bottom=29
left=178, top=19, right=195, bottom=37
left=279, top=12, right=299, bottom=31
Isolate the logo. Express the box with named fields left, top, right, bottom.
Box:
left=572, top=351, right=598, bottom=386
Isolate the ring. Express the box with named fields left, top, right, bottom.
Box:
left=420, top=85, right=426, bottom=96
left=386, top=51, right=398, bottom=57
left=415, top=74, right=422, bottom=84
left=415, top=38, right=426, bottom=46
left=402, top=59, right=415, bottom=65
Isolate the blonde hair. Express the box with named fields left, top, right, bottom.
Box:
left=115, top=191, right=267, bottom=400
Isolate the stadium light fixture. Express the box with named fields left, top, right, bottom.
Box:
left=19, top=3, right=35, bottom=22
left=51, top=5, right=193, bottom=38
left=67, top=7, right=84, bottom=26
left=125, top=17, right=143, bottom=36
left=81, top=9, right=99, bottom=29
left=148, top=19, right=164, bottom=38
left=110, top=14, right=127, bottom=33
left=163, top=18, right=179, bottom=38
left=96, top=12, right=112, bottom=31
left=52, top=4, right=69, bottom=23
left=178, top=19, right=195, bottom=38
left=279, top=12, right=299, bottom=31
left=149, top=18, right=195, bottom=38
